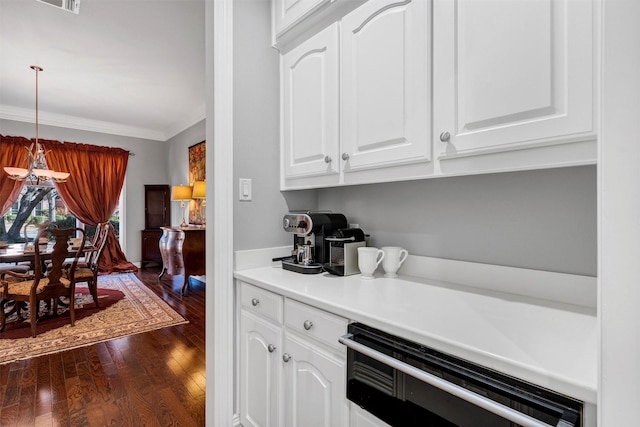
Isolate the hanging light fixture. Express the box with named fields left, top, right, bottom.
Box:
left=3, top=65, right=70, bottom=184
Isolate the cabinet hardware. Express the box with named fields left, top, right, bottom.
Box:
left=341, top=153, right=350, bottom=161
left=303, top=320, right=314, bottom=330
left=268, top=344, right=276, bottom=353
left=283, top=353, right=291, bottom=362
left=324, top=155, right=332, bottom=163
left=440, top=131, right=451, bottom=142
left=251, top=298, right=260, bottom=306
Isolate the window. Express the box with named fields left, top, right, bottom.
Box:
left=0, top=185, right=120, bottom=243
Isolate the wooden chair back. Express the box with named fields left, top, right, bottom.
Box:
left=90, top=222, right=110, bottom=273
left=0, top=227, right=86, bottom=337
left=34, top=227, right=86, bottom=292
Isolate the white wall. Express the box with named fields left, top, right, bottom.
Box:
left=0, top=118, right=169, bottom=263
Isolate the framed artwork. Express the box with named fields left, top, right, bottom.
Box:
left=188, top=140, right=205, bottom=224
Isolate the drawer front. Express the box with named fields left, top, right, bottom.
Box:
left=285, top=298, right=347, bottom=351
left=240, top=282, right=283, bottom=324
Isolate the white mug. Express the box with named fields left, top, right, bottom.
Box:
left=381, top=246, right=408, bottom=278
left=357, top=247, right=385, bottom=279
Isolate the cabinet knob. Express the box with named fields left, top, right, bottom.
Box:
left=440, top=131, right=451, bottom=142
left=341, top=153, right=350, bottom=161
left=282, top=353, right=291, bottom=363
left=324, top=155, right=332, bottom=164
left=303, top=320, right=313, bottom=330
left=268, top=344, right=276, bottom=353
left=251, top=298, right=260, bottom=306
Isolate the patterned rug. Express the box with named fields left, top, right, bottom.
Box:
left=0, top=273, right=188, bottom=364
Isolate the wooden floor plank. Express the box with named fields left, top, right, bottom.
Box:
left=0, top=267, right=205, bottom=426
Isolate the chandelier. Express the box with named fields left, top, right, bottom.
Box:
left=3, top=66, right=70, bottom=184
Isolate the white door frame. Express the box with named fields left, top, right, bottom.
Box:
left=206, top=0, right=235, bottom=425
left=598, top=0, right=640, bottom=425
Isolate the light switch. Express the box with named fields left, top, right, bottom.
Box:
left=239, top=178, right=252, bottom=201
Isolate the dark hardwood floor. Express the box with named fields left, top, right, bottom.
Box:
left=0, top=267, right=206, bottom=427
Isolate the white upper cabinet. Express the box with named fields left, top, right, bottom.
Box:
left=281, top=23, right=340, bottom=185
left=340, top=0, right=430, bottom=175
left=433, top=0, right=595, bottom=173
left=277, top=0, right=596, bottom=189
left=273, top=0, right=330, bottom=37
left=272, top=0, right=367, bottom=49
left=281, top=0, right=431, bottom=189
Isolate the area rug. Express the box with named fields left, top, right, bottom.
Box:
left=0, top=273, right=188, bottom=364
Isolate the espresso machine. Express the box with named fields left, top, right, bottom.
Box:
left=281, top=212, right=348, bottom=274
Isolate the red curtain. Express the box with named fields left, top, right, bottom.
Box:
left=41, top=139, right=137, bottom=273
left=0, top=136, right=30, bottom=216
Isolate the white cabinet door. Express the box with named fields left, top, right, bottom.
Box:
left=433, top=0, right=594, bottom=162
left=239, top=310, right=283, bottom=427
left=341, top=0, right=430, bottom=173
left=282, top=23, right=340, bottom=184
left=273, top=0, right=330, bottom=38
left=350, top=405, right=392, bottom=427
left=282, top=332, right=347, bottom=427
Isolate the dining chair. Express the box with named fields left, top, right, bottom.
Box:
left=72, top=223, right=110, bottom=308
left=70, top=222, right=104, bottom=269
left=0, top=227, right=86, bottom=338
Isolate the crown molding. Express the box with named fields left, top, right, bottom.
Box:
left=0, top=105, right=205, bottom=142
left=163, top=103, right=206, bottom=140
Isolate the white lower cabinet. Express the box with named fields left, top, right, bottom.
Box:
left=350, top=405, right=391, bottom=427
left=239, top=282, right=349, bottom=427
left=282, top=331, right=347, bottom=427
left=240, top=310, right=283, bottom=427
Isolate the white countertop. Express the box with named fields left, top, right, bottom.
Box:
left=234, top=251, right=597, bottom=404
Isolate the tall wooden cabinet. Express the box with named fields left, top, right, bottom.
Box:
left=141, top=185, right=170, bottom=267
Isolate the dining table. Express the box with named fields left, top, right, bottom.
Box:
left=0, top=242, right=96, bottom=271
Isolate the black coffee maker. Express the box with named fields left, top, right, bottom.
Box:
left=281, top=212, right=348, bottom=274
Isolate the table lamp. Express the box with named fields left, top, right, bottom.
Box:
left=192, top=180, right=206, bottom=228
left=172, top=185, right=193, bottom=228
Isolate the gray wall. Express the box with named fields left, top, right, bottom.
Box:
left=165, top=119, right=206, bottom=226
left=0, top=118, right=169, bottom=263
left=315, top=166, right=597, bottom=276
left=233, top=0, right=316, bottom=251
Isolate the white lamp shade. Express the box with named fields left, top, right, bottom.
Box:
left=192, top=181, right=206, bottom=199
left=3, top=167, right=29, bottom=179
left=51, top=171, right=70, bottom=182
left=32, top=168, right=54, bottom=178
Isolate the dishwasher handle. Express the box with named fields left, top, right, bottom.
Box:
left=339, top=333, right=572, bottom=427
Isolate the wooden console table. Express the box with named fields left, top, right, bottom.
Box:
left=158, top=227, right=205, bottom=295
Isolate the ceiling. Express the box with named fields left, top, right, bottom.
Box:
left=0, top=0, right=205, bottom=142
